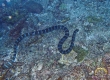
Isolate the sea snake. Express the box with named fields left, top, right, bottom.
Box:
left=1, top=25, right=79, bottom=69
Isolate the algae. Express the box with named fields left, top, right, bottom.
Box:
left=73, top=46, right=88, bottom=62
left=59, top=3, right=67, bottom=11
left=86, top=15, right=103, bottom=23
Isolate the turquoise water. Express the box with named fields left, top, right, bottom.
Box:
left=0, top=0, right=110, bottom=80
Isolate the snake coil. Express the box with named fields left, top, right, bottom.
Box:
left=1, top=25, right=79, bottom=69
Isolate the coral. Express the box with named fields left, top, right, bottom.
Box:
left=73, top=46, right=88, bottom=62
left=95, top=67, right=107, bottom=76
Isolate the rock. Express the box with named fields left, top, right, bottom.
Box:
left=37, top=62, right=43, bottom=70
left=103, top=42, right=110, bottom=53
left=58, top=50, right=77, bottom=65
left=24, top=1, right=43, bottom=14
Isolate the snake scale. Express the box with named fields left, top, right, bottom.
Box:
left=1, top=25, right=79, bottom=69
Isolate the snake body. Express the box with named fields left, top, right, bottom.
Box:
left=2, top=25, right=79, bottom=69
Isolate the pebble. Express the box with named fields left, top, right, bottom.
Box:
left=103, top=42, right=110, bottom=52
left=37, top=62, right=43, bottom=70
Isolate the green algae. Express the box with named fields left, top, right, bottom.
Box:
left=86, top=15, right=103, bottom=23
left=73, top=46, right=88, bottom=62
left=59, top=3, right=67, bottom=11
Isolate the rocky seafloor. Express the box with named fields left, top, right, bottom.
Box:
left=0, top=0, right=110, bottom=80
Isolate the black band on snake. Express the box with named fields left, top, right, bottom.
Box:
left=1, top=25, right=79, bottom=69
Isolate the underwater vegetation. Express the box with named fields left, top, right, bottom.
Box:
left=59, top=3, right=67, bottom=11
left=73, top=46, right=89, bottom=62
left=86, top=15, right=103, bottom=23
